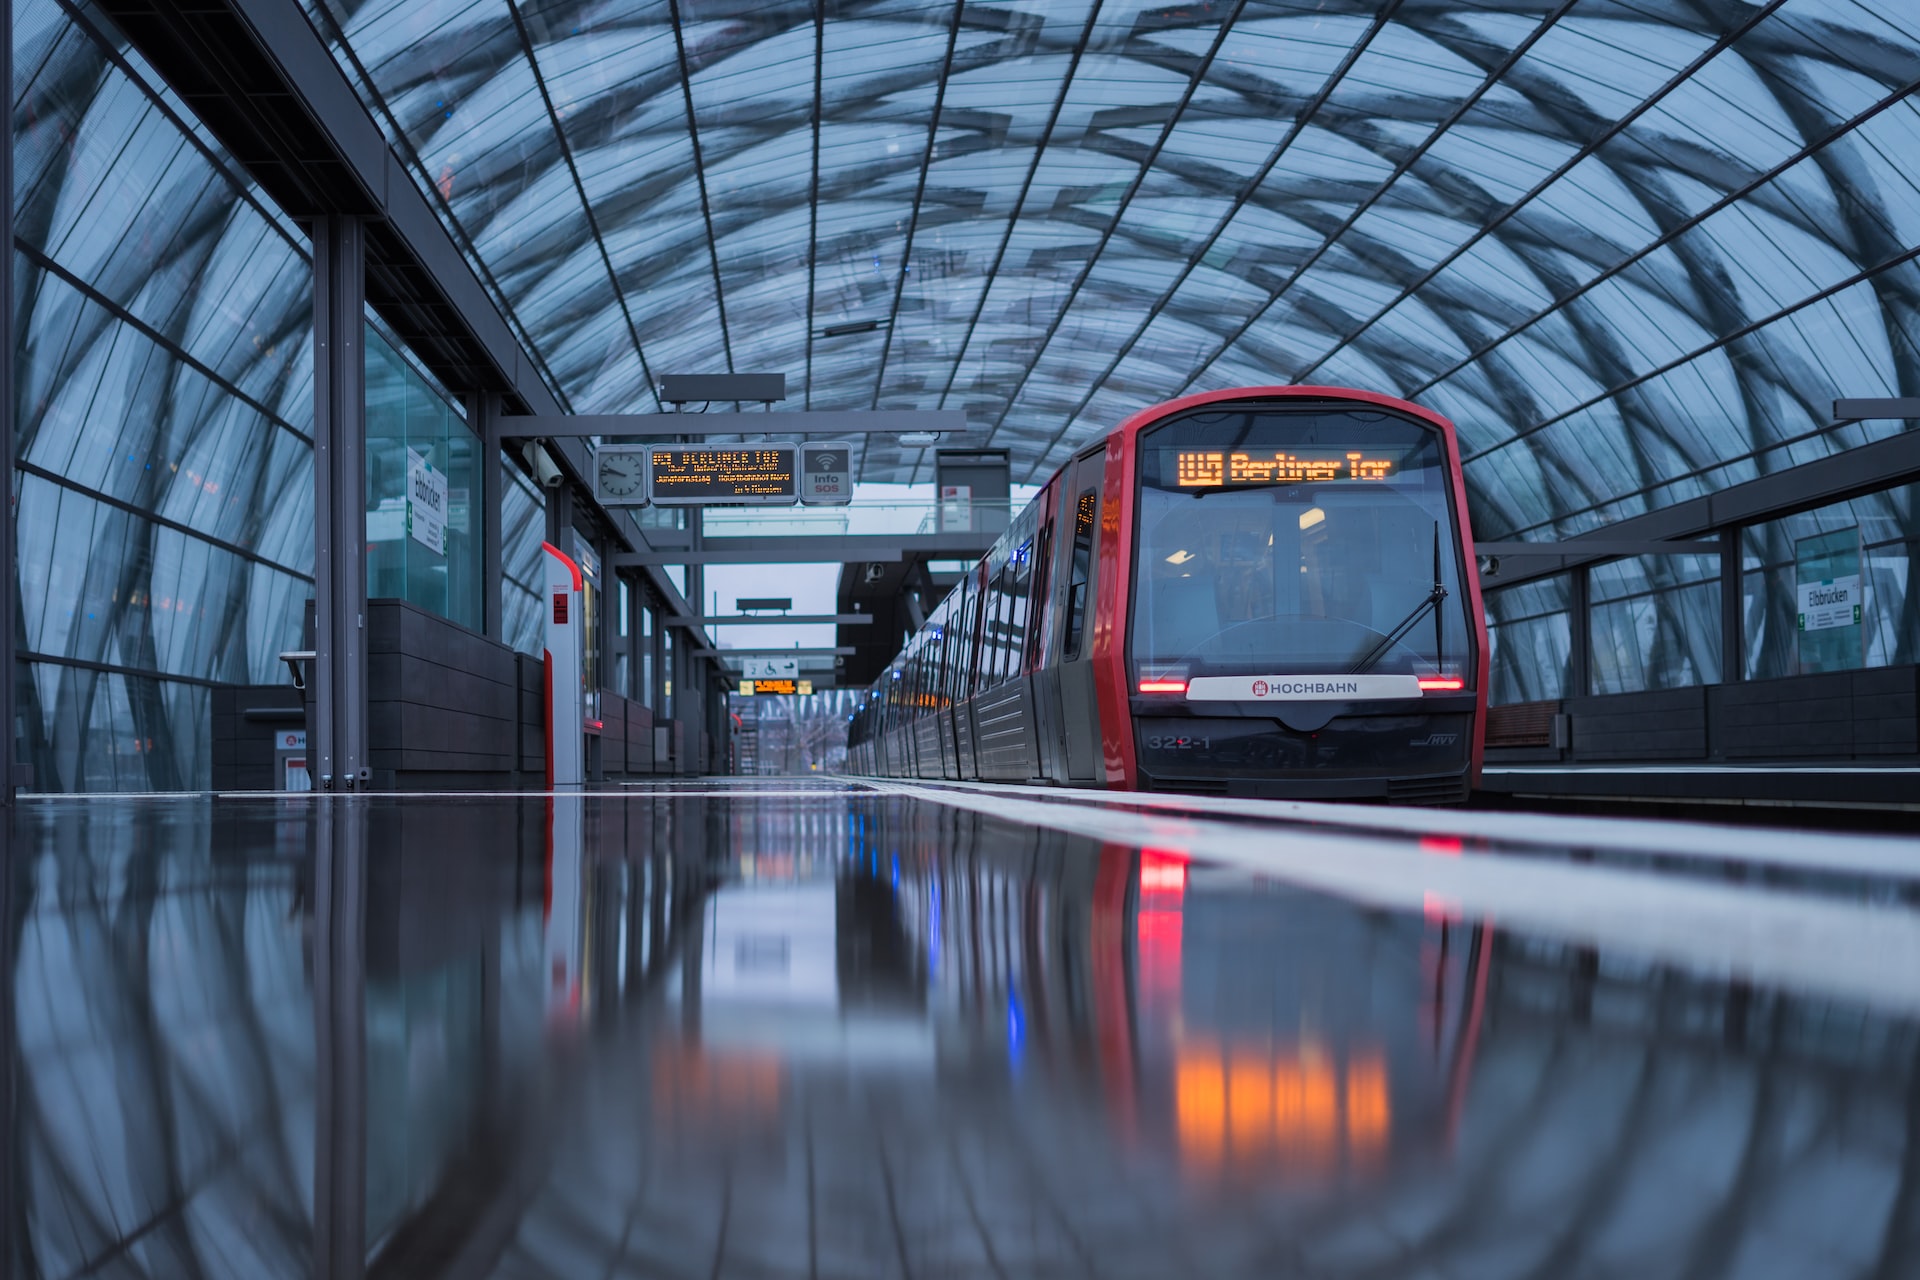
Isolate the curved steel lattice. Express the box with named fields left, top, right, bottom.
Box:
left=306, top=0, right=1919, bottom=534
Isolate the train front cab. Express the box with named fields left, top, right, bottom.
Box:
left=846, top=386, right=1486, bottom=805
left=1112, top=389, right=1488, bottom=804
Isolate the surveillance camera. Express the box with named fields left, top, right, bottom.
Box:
left=864, top=563, right=886, bottom=584
left=533, top=443, right=564, bottom=488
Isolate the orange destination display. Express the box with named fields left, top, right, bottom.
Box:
left=1173, top=449, right=1396, bottom=487
left=736, top=678, right=812, bottom=696
left=649, top=444, right=799, bottom=505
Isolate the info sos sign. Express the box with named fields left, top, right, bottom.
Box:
left=801, top=442, right=853, bottom=506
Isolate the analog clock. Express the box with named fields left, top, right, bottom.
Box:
left=596, top=448, right=648, bottom=504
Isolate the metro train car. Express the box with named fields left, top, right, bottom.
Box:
left=846, top=386, right=1488, bottom=803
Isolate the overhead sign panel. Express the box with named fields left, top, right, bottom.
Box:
left=800, top=442, right=853, bottom=505
left=649, top=445, right=798, bottom=506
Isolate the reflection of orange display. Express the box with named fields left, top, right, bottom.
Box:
left=652, top=1046, right=783, bottom=1128
left=1175, top=1041, right=1390, bottom=1177
left=1175, top=449, right=1394, bottom=486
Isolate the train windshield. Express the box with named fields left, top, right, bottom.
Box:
left=1132, top=404, right=1472, bottom=681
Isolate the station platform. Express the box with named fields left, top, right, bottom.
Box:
left=7, top=780, right=1920, bottom=1278
left=1480, top=763, right=1920, bottom=813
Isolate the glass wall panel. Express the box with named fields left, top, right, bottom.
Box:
left=500, top=456, right=546, bottom=656
left=365, top=327, right=482, bottom=632
left=1589, top=555, right=1721, bottom=695
left=14, top=0, right=317, bottom=790
left=1485, top=575, right=1572, bottom=706
left=1743, top=485, right=1919, bottom=681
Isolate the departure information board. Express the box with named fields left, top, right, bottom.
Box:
left=1171, top=449, right=1398, bottom=486
left=649, top=445, right=798, bottom=505
left=737, top=678, right=812, bottom=696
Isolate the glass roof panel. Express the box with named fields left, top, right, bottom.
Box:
left=301, top=0, right=1919, bottom=528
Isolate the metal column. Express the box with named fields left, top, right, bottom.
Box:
left=1568, top=564, right=1592, bottom=699
left=1, top=0, right=16, bottom=803
left=1720, top=526, right=1744, bottom=684
left=312, top=217, right=369, bottom=790
left=474, top=392, right=504, bottom=641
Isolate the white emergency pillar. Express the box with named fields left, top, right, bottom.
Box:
left=543, top=541, right=585, bottom=789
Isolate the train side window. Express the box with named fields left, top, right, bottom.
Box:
left=1064, top=488, right=1097, bottom=659
left=986, top=566, right=1008, bottom=686
left=1005, top=542, right=1032, bottom=677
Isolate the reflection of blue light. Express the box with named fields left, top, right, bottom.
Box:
left=891, top=854, right=900, bottom=887
left=1008, top=993, right=1026, bottom=1070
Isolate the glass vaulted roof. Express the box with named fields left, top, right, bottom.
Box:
left=305, top=0, right=1920, bottom=540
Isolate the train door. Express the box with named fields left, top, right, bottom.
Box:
left=940, top=595, right=962, bottom=780
left=955, top=568, right=986, bottom=780
left=1054, top=449, right=1106, bottom=783
left=1025, top=484, right=1066, bottom=782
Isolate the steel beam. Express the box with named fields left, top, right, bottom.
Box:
left=671, top=614, right=874, bottom=626
left=696, top=647, right=855, bottom=658
left=615, top=533, right=995, bottom=567
left=1476, top=539, right=1723, bottom=558
left=312, top=216, right=369, bottom=790
left=1481, top=429, right=1920, bottom=588
left=499, top=410, right=970, bottom=439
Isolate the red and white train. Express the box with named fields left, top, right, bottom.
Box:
left=846, top=387, right=1487, bottom=803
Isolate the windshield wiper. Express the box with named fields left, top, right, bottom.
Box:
left=1349, top=522, right=1448, bottom=676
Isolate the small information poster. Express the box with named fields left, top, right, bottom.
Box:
left=406, top=449, right=449, bottom=555
left=1794, top=527, right=1863, bottom=674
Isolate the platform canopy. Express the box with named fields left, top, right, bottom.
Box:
left=292, top=0, right=1920, bottom=539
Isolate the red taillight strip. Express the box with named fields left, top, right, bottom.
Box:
left=1137, top=680, right=1188, bottom=694
left=1418, top=678, right=1465, bottom=691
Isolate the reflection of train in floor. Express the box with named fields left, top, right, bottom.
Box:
left=847, top=386, right=1488, bottom=802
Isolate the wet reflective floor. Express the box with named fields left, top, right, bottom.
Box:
left=8, top=780, right=1920, bottom=1279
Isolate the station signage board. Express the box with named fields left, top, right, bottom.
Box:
left=737, top=677, right=813, bottom=696
left=649, top=444, right=798, bottom=505
left=743, top=657, right=800, bottom=679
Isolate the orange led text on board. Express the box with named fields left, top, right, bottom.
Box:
left=1176, top=450, right=1394, bottom=486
